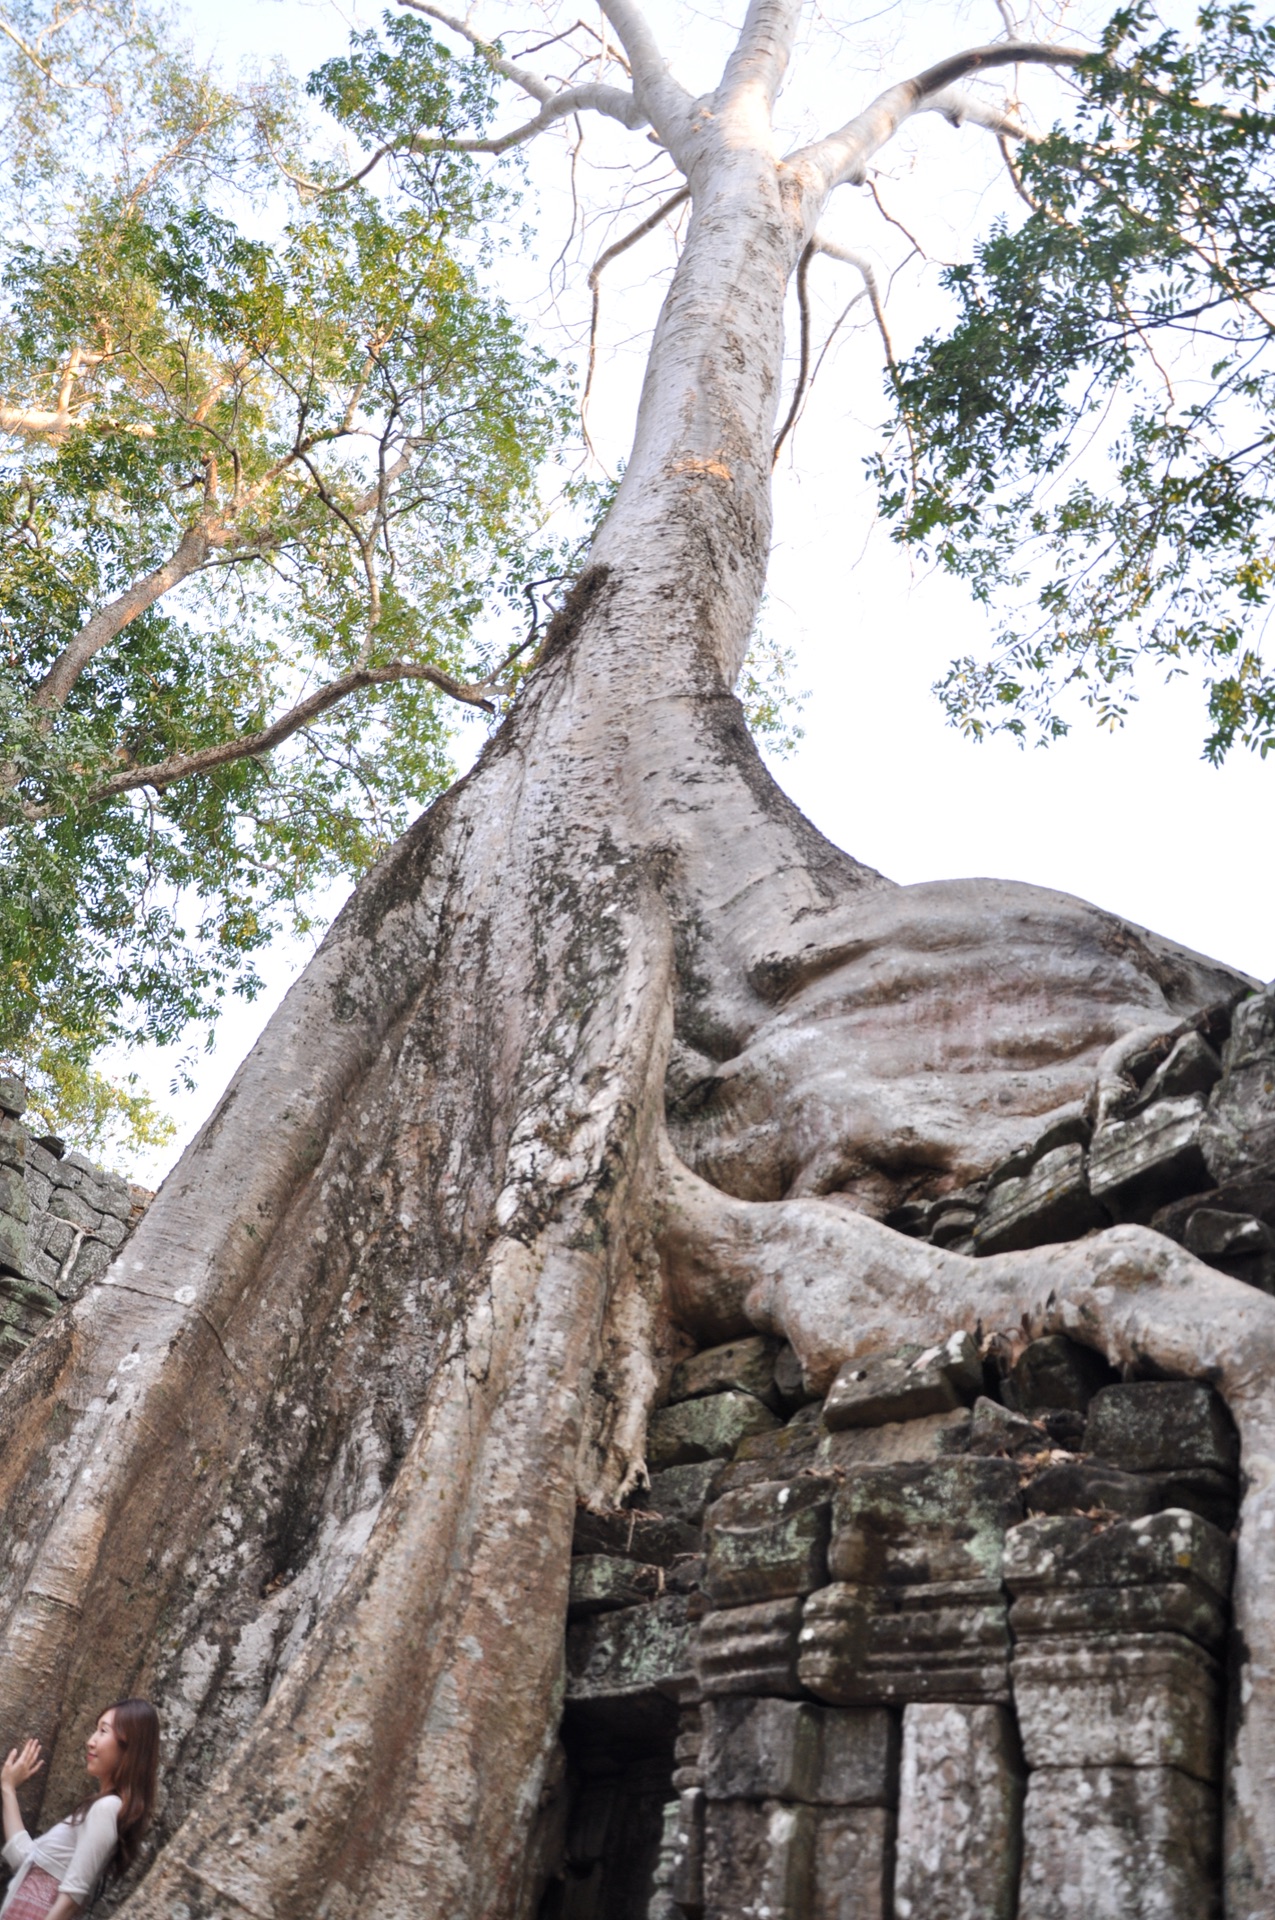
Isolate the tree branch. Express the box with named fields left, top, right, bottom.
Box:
left=772, top=240, right=813, bottom=467
left=583, top=185, right=690, bottom=458
left=717, top=0, right=802, bottom=122
left=597, top=0, right=694, bottom=152
left=24, top=660, right=498, bottom=820
left=30, top=522, right=214, bottom=715
left=795, top=40, right=1086, bottom=192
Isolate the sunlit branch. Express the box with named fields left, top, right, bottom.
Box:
left=796, top=40, right=1086, bottom=192
left=23, top=658, right=500, bottom=821
left=583, top=183, right=690, bottom=459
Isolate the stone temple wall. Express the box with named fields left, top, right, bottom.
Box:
left=0, top=1075, right=151, bottom=1371
left=548, top=977, right=1275, bottom=1920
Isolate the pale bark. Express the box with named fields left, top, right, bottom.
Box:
left=0, top=8, right=1269, bottom=1919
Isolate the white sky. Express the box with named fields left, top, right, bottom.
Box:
left=116, top=0, right=1275, bottom=1183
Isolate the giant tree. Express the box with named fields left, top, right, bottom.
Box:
left=0, top=3, right=1273, bottom=1918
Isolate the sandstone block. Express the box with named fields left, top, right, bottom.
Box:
left=830, top=1458, right=1022, bottom=1587
left=774, top=1340, right=820, bottom=1410
left=810, top=1806, right=894, bottom=1920
left=566, top=1593, right=692, bottom=1702
left=801, top=1579, right=1011, bottom=1707
left=824, top=1333, right=981, bottom=1431
left=967, top=1397, right=1048, bottom=1457
left=1024, top=1460, right=1237, bottom=1532
left=645, top=1461, right=722, bottom=1524
left=573, top=1507, right=700, bottom=1566
left=695, top=1595, right=805, bottom=1697
left=698, top=1697, right=898, bottom=1808
left=1087, top=1095, right=1210, bottom=1213
left=669, top=1335, right=781, bottom=1409
left=568, top=1555, right=664, bottom=1615
left=1009, top=1582, right=1227, bottom=1654
left=814, top=1708, right=899, bottom=1807
left=703, top=1477, right=831, bottom=1606
left=703, top=1798, right=813, bottom=1920
left=701, top=1697, right=820, bottom=1801
left=816, top=1408, right=971, bottom=1472
left=893, top=1704, right=1023, bottom=1920
left=1007, top=1334, right=1115, bottom=1413
left=48, top=1189, right=102, bottom=1230
left=0, top=1166, right=30, bottom=1225
left=0, top=1075, right=26, bottom=1117
left=1012, top=1632, right=1221, bottom=1778
left=669, top=1789, right=704, bottom=1913
left=647, top=1391, right=779, bottom=1470
left=0, top=1211, right=30, bottom=1280
left=973, top=1145, right=1108, bottom=1255
left=1201, top=983, right=1275, bottom=1185
left=1083, top=1383, right=1238, bottom=1475
left=1003, top=1508, right=1233, bottom=1600
left=1017, top=1765, right=1220, bottom=1920
left=1140, top=1029, right=1223, bottom=1104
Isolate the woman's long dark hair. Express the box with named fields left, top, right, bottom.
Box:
left=73, top=1698, right=159, bottom=1875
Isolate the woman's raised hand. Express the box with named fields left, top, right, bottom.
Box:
left=1, top=1740, right=44, bottom=1790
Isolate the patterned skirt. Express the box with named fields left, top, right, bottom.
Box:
left=5, top=1868, right=61, bottom=1919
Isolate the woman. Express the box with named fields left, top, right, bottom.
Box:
left=0, top=1701, right=158, bottom=1919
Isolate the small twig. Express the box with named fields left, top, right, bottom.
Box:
left=772, top=241, right=815, bottom=467
left=582, top=183, right=690, bottom=457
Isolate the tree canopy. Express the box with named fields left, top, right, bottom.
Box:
left=0, top=0, right=570, bottom=1148
left=879, top=2, right=1275, bottom=762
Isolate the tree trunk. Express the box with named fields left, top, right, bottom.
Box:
left=0, top=70, right=1267, bottom=1920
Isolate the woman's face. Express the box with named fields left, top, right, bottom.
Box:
left=85, top=1711, right=121, bottom=1788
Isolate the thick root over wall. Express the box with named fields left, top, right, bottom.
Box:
left=0, top=589, right=1267, bottom=1918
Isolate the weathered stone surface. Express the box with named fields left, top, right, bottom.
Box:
left=566, top=1594, right=693, bottom=1702
left=646, top=1391, right=779, bottom=1470
left=698, top=1697, right=898, bottom=1809
left=645, top=1461, right=722, bottom=1524
left=569, top=1556, right=665, bottom=1616
left=1003, top=1509, right=1233, bottom=1601
left=669, top=1789, right=704, bottom=1913
left=817, top=1409, right=971, bottom=1472
left=704, top=1478, right=831, bottom=1606
left=1009, top=1582, right=1227, bottom=1654
left=1087, top=1094, right=1211, bottom=1214
left=573, top=1507, right=701, bottom=1566
left=669, top=1335, right=781, bottom=1409
left=1017, top=1765, right=1220, bottom=1920
left=1007, top=1334, right=1116, bottom=1413
left=1182, top=1207, right=1275, bottom=1292
left=967, top=1397, right=1049, bottom=1457
left=830, top=1459, right=1022, bottom=1587
left=1201, top=982, right=1275, bottom=1185
left=893, top=1704, right=1023, bottom=1920
left=1024, top=1460, right=1237, bottom=1532
left=1082, top=1382, right=1238, bottom=1475
left=703, top=1798, right=813, bottom=1920
left=0, top=1165, right=31, bottom=1225
left=0, top=1210, right=30, bottom=1280
left=695, top=1596, right=806, bottom=1698
left=1012, top=1632, right=1221, bottom=1777
left=810, top=1807, right=894, bottom=1920
left=774, top=1340, right=820, bottom=1411
left=714, top=1412, right=824, bottom=1491
left=814, top=1708, right=899, bottom=1807
left=1139, top=1029, right=1223, bottom=1106
left=824, top=1333, right=981, bottom=1431
left=801, top=1579, right=1011, bottom=1706
left=701, top=1697, right=821, bottom=1801
left=0, top=1075, right=26, bottom=1116
left=973, top=1145, right=1109, bottom=1255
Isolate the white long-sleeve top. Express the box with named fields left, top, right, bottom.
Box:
left=0, top=1794, right=120, bottom=1914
